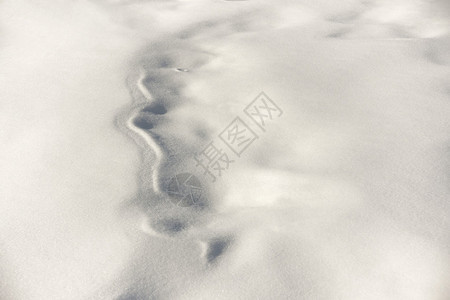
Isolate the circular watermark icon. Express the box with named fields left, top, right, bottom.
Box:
left=166, top=173, right=203, bottom=207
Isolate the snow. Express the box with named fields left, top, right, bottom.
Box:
left=0, top=0, right=449, bottom=299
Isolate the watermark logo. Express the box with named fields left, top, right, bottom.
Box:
left=193, top=92, right=283, bottom=182
left=193, top=141, right=235, bottom=182
left=244, top=92, right=283, bottom=131
left=219, top=117, right=258, bottom=157
left=166, top=173, right=203, bottom=207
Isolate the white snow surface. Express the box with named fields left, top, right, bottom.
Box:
left=0, top=0, right=449, bottom=299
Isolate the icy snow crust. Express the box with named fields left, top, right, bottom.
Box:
left=0, top=0, right=449, bottom=299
